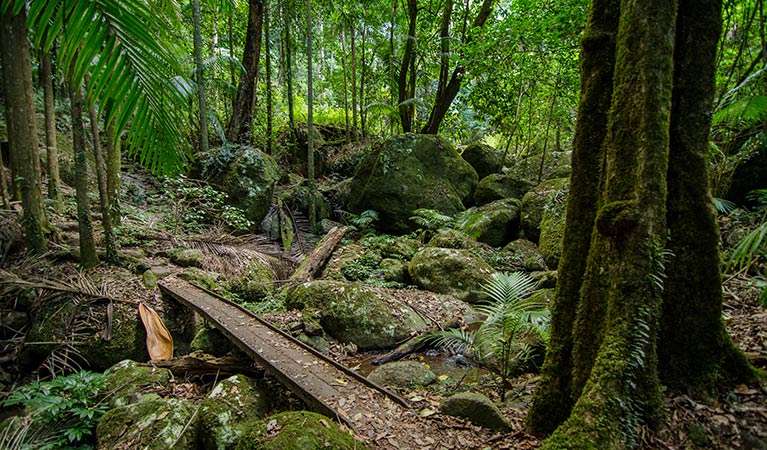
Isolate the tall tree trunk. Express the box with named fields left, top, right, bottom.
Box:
left=192, top=0, right=210, bottom=153
left=283, top=1, right=295, bottom=131
left=389, top=0, right=397, bottom=135
left=359, top=26, right=367, bottom=140
left=421, top=0, right=494, bottom=135
left=41, top=50, right=63, bottom=212
left=341, top=27, right=351, bottom=143
left=105, top=100, right=121, bottom=227
left=85, top=81, right=117, bottom=263
left=227, top=0, right=264, bottom=144
left=537, top=74, right=560, bottom=183
left=0, top=8, right=48, bottom=254
left=69, top=81, right=99, bottom=269
left=264, top=0, right=273, bottom=153
left=398, top=0, right=417, bottom=132
left=306, top=0, right=316, bottom=230
left=350, top=21, right=358, bottom=133
left=660, top=0, right=757, bottom=393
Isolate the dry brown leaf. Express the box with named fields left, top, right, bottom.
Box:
left=138, top=302, right=173, bottom=361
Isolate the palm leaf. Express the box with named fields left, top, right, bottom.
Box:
left=15, top=0, right=192, bottom=175
left=727, top=218, right=767, bottom=272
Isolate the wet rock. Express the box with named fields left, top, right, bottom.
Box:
left=440, top=392, right=510, bottom=431
left=368, top=361, right=437, bottom=389
left=455, top=198, right=522, bottom=247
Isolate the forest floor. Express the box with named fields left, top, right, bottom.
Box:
left=2, top=167, right=766, bottom=450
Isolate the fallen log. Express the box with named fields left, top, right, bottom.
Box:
left=290, top=226, right=349, bottom=282
left=142, top=354, right=263, bottom=378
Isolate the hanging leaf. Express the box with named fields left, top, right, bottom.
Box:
left=138, top=303, right=174, bottom=361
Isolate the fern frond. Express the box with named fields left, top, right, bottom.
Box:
left=727, top=218, right=767, bottom=272
left=481, top=272, right=537, bottom=305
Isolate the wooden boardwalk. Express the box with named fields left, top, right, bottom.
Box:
left=159, top=279, right=415, bottom=445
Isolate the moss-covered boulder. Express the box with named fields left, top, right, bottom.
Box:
left=368, top=361, right=436, bottom=389
left=96, top=397, right=198, bottom=449
left=427, top=229, right=482, bottom=250
left=538, top=183, right=568, bottom=268
left=21, top=299, right=146, bottom=371
left=502, top=239, right=547, bottom=272
left=520, top=177, right=569, bottom=242
left=235, top=411, right=367, bottom=450
left=196, top=144, right=280, bottom=226
left=226, top=257, right=277, bottom=302
left=474, top=174, right=535, bottom=206
left=277, top=175, right=330, bottom=222
left=348, top=134, right=478, bottom=233
left=440, top=392, right=510, bottom=431
left=104, top=360, right=172, bottom=408
left=285, top=281, right=427, bottom=350
left=198, top=374, right=271, bottom=450
left=169, top=248, right=205, bottom=268
left=408, top=248, right=495, bottom=303
left=190, top=324, right=235, bottom=357
left=461, top=142, right=502, bottom=180
left=455, top=198, right=522, bottom=247
left=379, top=258, right=409, bottom=284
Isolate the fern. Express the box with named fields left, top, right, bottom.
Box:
left=712, top=197, right=737, bottom=215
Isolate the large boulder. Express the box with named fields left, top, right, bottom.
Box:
left=198, top=374, right=271, bottom=450
left=408, top=248, right=495, bottom=303
left=21, top=298, right=146, bottom=371
left=104, top=360, right=172, bottom=408
left=197, top=144, right=280, bottom=226
left=349, top=134, right=478, bottom=233
left=538, top=187, right=568, bottom=268
left=368, top=361, right=436, bottom=389
left=285, top=281, right=427, bottom=350
left=440, top=392, right=510, bottom=431
left=520, top=177, right=569, bottom=242
left=455, top=198, right=522, bottom=247
left=473, top=174, right=535, bottom=205
left=96, top=397, right=198, bottom=450
left=461, top=142, right=503, bottom=180
left=502, top=239, right=547, bottom=272
left=235, top=411, right=369, bottom=450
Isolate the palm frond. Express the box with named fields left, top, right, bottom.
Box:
left=713, top=95, right=767, bottom=127
left=712, top=197, right=737, bottom=215
left=727, top=218, right=767, bottom=272
left=419, top=328, right=479, bottom=357
left=19, top=0, right=192, bottom=175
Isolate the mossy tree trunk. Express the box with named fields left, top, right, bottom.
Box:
left=528, top=0, right=760, bottom=448
left=0, top=7, right=48, bottom=254
left=660, top=0, right=758, bottom=393
left=104, top=100, right=122, bottom=227
left=41, top=50, right=64, bottom=212
left=69, top=79, right=100, bottom=269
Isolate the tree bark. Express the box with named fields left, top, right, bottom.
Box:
left=0, top=8, right=48, bottom=254
left=398, top=0, right=417, bottom=132
left=104, top=100, right=121, bottom=227
left=226, top=0, right=264, bottom=144
left=41, top=50, right=63, bottom=212
left=660, top=0, right=758, bottom=393
left=341, top=26, right=351, bottom=143
left=306, top=0, right=316, bottom=230
left=69, top=82, right=99, bottom=269
left=192, top=0, right=210, bottom=153
left=350, top=21, right=358, bottom=133
left=264, top=0, right=273, bottom=154
left=283, top=1, right=295, bottom=131
left=420, top=0, right=494, bottom=135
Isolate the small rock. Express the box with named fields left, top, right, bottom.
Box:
left=235, top=411, right=369, bottom=450
left=169, top=248, right=205, bottom=268
left=151, top=266, right=173, bottom=278
left=142, top=269, right=158, bottom=289
left=104, top=360, right=172, bottom=408
left=440, top=392, right=511, bottom=431
left=368, top=361, right=437, bottom=389
left=96, top=397, right=197, bottom=449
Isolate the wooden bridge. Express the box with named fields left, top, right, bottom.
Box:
left=158, top=279, right=416, bottom=446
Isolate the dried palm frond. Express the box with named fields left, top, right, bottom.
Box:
left=0, top=268, right=129, bottom=307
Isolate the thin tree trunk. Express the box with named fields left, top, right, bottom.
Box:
left=306, top=0, right=316, bottom=230
left=389, top=0, right=396, bottom=135
left=359, top=26, right=367, bottom=140
left=537, top=74, right=560, bottom=183
left=0, top=8, right=48, bottom=254
left=398, top=0, right=417, bottom=132
left=193, top=0, right=210, bottom=153
left=421, top=0, right=494, bottom=135
left=87, top=101, right=117, bottom=263
left=70, top=82, right=99, bottom=268
left=341, top=27, right=351, bottom=143
left=105, top=100, right=121, bottom=227
left=284, top=1, right=295, bottom=131
left=41, top=50, right=63, bottom=212
left=264, top=0, right=273, bottom=154
left=227, top=0, right=264, bottom=144
left=350, top=21, right=358, bottom=133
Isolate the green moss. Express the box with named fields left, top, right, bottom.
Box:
left=104, top=360, right=172, bottom=408
left=235, top=411, right=368, bottom=450
left=190, top=324, right=234, bottom=357
left=595, top=200, right=639, bottom=238
left=520, top=178, right=569, bottom=243
left=96, top=398, right=198, bottom=450
left=408, top=247, right=495, bottom=303
left=168, top=248, right=206, bottom=268
left=227, top=258, right=276, bottom=302
left=455, top=198, right=522, bottom=247
left=440, top=392, right=510, bottom=431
